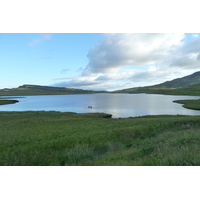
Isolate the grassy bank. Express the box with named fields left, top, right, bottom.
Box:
left=0, top=111, right=200, bottom=166
left=173, top=99, right=200, bottom=110
left=0, top=100, right=19, bottom=105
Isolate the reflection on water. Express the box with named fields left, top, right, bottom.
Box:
left=0, top=93, right=200, bottom=118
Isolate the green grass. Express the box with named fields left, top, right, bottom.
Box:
left=0, top=111, right=200, bottom=166
left=173, top=99, right=200, bottom=110
left=0, top=100, right=19, bottom=105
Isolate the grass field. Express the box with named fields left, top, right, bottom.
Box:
left=0, top=111, right=200, bottom=166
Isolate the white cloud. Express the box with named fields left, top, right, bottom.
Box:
left=52, top=33, right=200, bottom=91
left=53, top=75, right=102, bottom=89
left=162, top=37, right=200, bottom=70
left=40, top=33, right=52, bottom=40
left=29, top=33, right=53, bottom=46
left=192, top=33, right=199, bottom=38
left=83, top=33, right=185, bottom=75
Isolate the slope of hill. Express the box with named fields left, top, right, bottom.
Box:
left=114, top=71, right=200, bottom=95
left=0, top=84, right=100, bottom=96
left=149, top=71, right=200, bottom=89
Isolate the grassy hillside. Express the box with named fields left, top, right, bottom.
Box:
left=0, top=84, right=102, bottom=96
left=159, top=83, right=200, bottom=96
left=115, top=71, right=200, bottom=95
left=1, top=111, right=200, bottom=166
left=144, top=83, right=200, bottom=96
left=114, top=82, right=200, bottom=96
left=149, top=71, right=200, bottom=88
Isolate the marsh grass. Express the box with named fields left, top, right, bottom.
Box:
left=0, top=111, right=200, bottom=166
left=0, top=100, right=19, bottom=105
left=173, top=99, right=200, bottom=110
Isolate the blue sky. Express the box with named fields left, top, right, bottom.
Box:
left=0, top=33, right=101, bottom=88
left=1, top=33, right=200, bottom=91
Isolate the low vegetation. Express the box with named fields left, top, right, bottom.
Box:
left=0, top=100, right=19, bottom=105
left=0, top=111, right=200, bottom=166
left=173, top=99, right=200, bottom=110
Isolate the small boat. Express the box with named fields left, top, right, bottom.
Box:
left=88, top=106, right=92, bottom=108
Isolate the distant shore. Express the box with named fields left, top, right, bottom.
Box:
left=0, top=100, right=19, bottom=105
left=173, top=99, right=200, bottom=110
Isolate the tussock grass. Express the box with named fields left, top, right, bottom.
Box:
left=0, top=111, right=200, bottom=166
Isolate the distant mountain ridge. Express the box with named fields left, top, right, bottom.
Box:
left=0, top=84, right=101, bottom=96
left=1, top=71, right=200, bottom=96
left=114, top=71, right=200, bottom=95
left=147, top=71, right=200, bottom=89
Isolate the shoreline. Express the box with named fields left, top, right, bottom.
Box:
left=0, top=100, right=19, bottom=105
left=173, top=99, right=200, bottom=111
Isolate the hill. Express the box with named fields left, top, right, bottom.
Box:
left=0, top=84, right=101, bottom=96
left=114, top=71, right=200, bottom=95
left=149, top=71, right=200, bottom=89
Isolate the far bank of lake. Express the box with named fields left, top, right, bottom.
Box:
left=0, top=93, right=200, bottom=118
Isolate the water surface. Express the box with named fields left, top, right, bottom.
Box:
left=0, top=93, right=200, bottom=118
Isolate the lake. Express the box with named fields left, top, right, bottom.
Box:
left=0, top=93, right=200, bottom=118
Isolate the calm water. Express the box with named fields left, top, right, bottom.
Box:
left=0, top=93, right=200, bottom=118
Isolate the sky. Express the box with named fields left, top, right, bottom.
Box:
left=0, top=33, right=200, bottom=91
left=1, top=33, right=200, bottom=91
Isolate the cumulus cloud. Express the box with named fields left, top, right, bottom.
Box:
left=53, top=33, right=200, bottom=91
left=160, top=37, right=200, bottom=70
left=53, top=75, right=102, bottom=89
left=83, top=33, right=185, bottom=75
left=53, top=76, right=126, bottom=91
left=29, top=33, right=53, bottom=46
